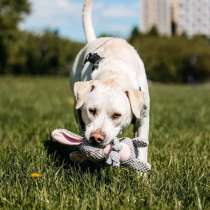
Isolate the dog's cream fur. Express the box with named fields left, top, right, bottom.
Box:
left=70, top=0, right=150, bottom=163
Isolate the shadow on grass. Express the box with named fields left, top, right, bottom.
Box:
left=44, top=139, right=106, bottom=174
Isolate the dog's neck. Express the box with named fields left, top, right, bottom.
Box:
left=90, top=57, right=139, bottom=91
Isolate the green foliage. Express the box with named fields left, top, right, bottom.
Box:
left=148, top=26, right=159, bottom=36
left=129, top=26, right=140, bottom=42
left=0, top=0, right=30, bottom=72
left=129, top=32, right=210, bottom=82
left=0, top=0, right=82, bottom=75
left=0, top=0, right=30, bottom=30
left=0, top=77, right=210, bottom=210
left=6, top=30, right=82, bottom=75
left=0, top=29, right=82, bottom=75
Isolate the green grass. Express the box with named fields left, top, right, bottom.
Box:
left=0, top=77, right=209, bottom=210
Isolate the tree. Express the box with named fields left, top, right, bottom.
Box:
left=148, top=26, right=159, bottom=36
left=0, top=0, right=30, bottom=73
left=129, top=26, right=140, bottom=42
left=0, top=0, right=30, bottom=30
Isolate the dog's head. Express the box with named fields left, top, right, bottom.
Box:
left=74, top=80, right=144, bottom=147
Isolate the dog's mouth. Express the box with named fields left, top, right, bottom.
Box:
left=89, top=140, right=104, bottom=148
left=87, top=138, right=111, bottom=148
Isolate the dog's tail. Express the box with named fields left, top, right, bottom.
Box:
left=83, top=0, right=96, bottom=43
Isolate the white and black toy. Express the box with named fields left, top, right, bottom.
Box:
left=51, top=129, right=151, bottom=172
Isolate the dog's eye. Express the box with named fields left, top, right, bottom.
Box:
left=88, top=108, right=97, bottom=116
left=112, top=113, right=122, bottom=120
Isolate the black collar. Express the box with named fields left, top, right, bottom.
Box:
left=84, top=53, right=103, bottom=71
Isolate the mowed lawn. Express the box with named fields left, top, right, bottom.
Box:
left=0, top=77, right=209, bottom=210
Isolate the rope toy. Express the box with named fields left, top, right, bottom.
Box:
left=51, top=129, right=151, bottom=172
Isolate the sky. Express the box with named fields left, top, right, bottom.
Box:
left=20, top=0, right=140, bottom=42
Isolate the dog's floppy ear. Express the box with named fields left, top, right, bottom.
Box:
left=126, top=89, right=144, bottom=120
left=74, top=81, right=95, bottom=109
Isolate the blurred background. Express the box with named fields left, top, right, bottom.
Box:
left=0, top=0, right=210, bottom=83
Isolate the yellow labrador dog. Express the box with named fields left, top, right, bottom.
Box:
left=71, top=0, right=150, bottom=163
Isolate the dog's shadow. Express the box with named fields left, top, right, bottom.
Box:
left=43, top=135, right=139, bottom=185
left=44, top=138, right=106, bottom=174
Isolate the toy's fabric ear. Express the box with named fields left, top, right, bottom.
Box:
left=125, top=89, right=144, bottom=120
left=73, top=81, right=95, bottom=109
left=51, top=129, right=83, bottom=146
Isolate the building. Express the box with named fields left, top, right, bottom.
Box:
left=156, top=0, right=172, bottom=36
left=140, top=0, right=172, bottom=36
left=173, top=0, right=210, bottom=37
left=139, top=0, right=155, bottom=34
left=139, top=0, right=210, bottom=37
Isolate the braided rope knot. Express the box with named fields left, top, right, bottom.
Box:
left=106, top=139, right=123, bottom=167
